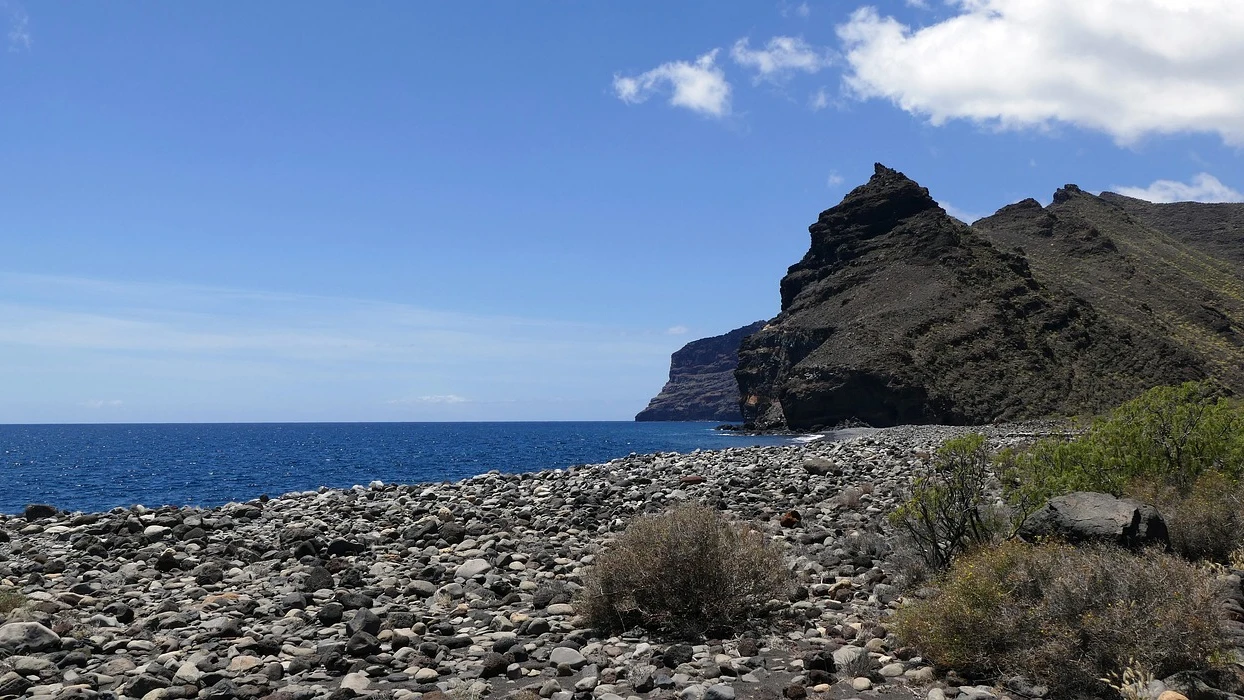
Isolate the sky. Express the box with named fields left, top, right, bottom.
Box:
left=2, top=1, right=1243, bottom=423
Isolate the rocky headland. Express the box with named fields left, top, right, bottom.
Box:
left=733, top=165, right=1244, bottom=431
left=0, top=424, right=1090, bottom=700
left=635, top=322, right=766, bottom=423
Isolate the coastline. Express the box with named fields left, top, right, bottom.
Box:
left=0, top=423, right=1052, bottom=700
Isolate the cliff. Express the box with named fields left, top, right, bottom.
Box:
left=636, top=321, right=767, bottom=422
left=734, top=164, right=1222, bottom=430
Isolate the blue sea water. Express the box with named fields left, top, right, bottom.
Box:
left=0, top=422, right=809, bottom=515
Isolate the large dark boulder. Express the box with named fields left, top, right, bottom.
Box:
left=636, top=321, right=767, bottom=422
left=1018, top=491, right=1169, bottom=548
left=736, top=164, right=1222, bottom=430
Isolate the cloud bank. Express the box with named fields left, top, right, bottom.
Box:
left=837, top=0, right=1244, bottom=144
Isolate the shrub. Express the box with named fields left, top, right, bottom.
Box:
left=1127, top=472, right=1244, bottom=563
left=893, top=540, right=1229, bottom=698
left=575, top=502, right=790, bottom=636
left=0, top=590, right=23, bottom=616
left=890, top=434, right=1002, bottom=571
left=1004, top=382, right=1244, bottom=518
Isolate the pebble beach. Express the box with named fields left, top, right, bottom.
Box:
left=0, top=423, right=1182, bottom=700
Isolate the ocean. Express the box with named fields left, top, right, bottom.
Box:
left=0, top=421, right=815, bottom=515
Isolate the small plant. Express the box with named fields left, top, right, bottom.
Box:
left=839, top=649, right=875, bottom=678
left=575, top=502, right=791, bottom=636
left=893, top=540, right=1228, bottom=697
left=0, top=590, right=25, bottom=616
left=838, top=487, right=864, bottom=510
left=890, top=434, right=1001, bottom=571
left=1099, top=659, right=1156, bottom=700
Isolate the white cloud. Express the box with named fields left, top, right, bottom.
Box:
left=837, top=1, right=1244, bottom=145
left=778, top=1, right=811, bottom=18
left=905, top=0, right=930, bottom=8
left=80, top=399, right=122, bottom=409
left=809, top=87, right=831, bottom=111
left=826, top=171, right=844, bottom=187
left=3, top=0, right=30, bottom=52
left=613, top=50, right=732, bottom=117
left=731, top=36, right=831, bottom=83
left=1112, top=173, right=1244, bottom=203
left=666, top=325, right=689, bottom=335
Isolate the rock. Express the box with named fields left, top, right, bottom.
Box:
left=229, top=655, right=264, bottom=673
left=0, top=622, right=60, bottom=652
left=125, top=674, right=170, bottom=698
left=548, top=647, right=588, bottom=670
left=455, top=558, right=493, bottom=579
left=480, top=652, right=508, bottom=678
left=318, top=601, right=345, bottom=625
left=880, top=663, right=905, bottom=677
left=340, top=673, right=370, bottom=694
left=414, top=668, right=439, bottom=682
left=346, top=607, right=381, bottom=636
left=0, top=671, right=32, bottom=696
left=24, top=503, right=57, bottom=520
left=780, top=510, right=802, bottom=528
left=346, top=631, right=380, bottom=656
left=1018, top=491, right=1169, bottom=548
left=832, top=645, right=868, bottom=670
left=705, top=684, right=736, bottom=700
left=304, top=566, right=334, bottom=592
left=1157, top=693, right=1190, bottom=700
left=663, top=644, right=694, bottom=668
left=852, top=677, right=872, bottom=691
left=635, top=321, right=767, bottom=422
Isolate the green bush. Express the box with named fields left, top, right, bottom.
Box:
left=575, top=502, right=791, bottom=636
left=890, top=434, right=1003, bottom=572
left=893, top=540, right=1229, bottom=698
left=1002, top=382, right=1244, bottom=522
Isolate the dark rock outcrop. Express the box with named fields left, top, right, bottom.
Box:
left=1017, top=491, right=1169, bottom=548
left=735, top=164, right=1211, bottom=430
left=636, top=321, right=766, bottom=422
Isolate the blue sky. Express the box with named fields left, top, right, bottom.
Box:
left=2, top=1, right=1242, bottom=422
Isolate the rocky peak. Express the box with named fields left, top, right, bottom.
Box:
left=1052, top=183, right=1089, bottom=205
left=782, top=164, right=954, bottom=310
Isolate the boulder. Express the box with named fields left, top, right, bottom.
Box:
left=0, top=622, right=60, bottom=653
left=23, top=504, right=57, bottom=520
left=1018, top=491, right=1168, bottom=548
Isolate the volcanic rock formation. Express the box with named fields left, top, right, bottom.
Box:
left=734, top=164, right=1227, bottom=430
left=636, top=321, right=766, bottom=422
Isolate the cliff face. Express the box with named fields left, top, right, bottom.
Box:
left=735, top=164, right=1215, bottom=430
left=636, top=321, right=766, bottom=422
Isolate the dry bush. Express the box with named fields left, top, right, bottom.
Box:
left=893, top=540, right=1229, bottom=698
left=838, top=487, right=864, bottom=510
left=1128, top=472, right=1244, bottom=563
left=0, top=591, right=24, bottom=616
left=575, top=502, right=790, bottom=636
